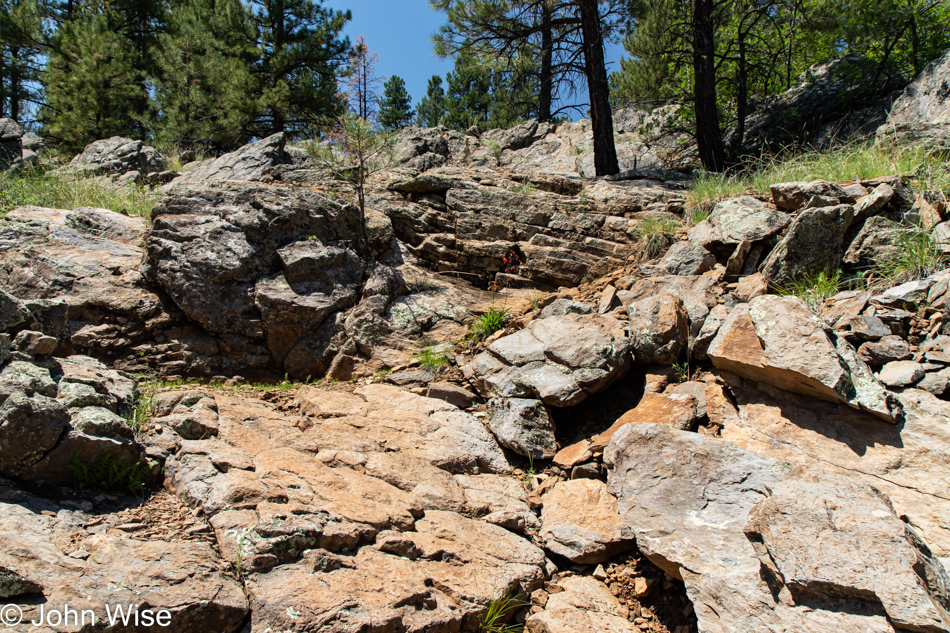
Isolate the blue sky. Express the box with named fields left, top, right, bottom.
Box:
left=331, top=0, right=626, bottom=117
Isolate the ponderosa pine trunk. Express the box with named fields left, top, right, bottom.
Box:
left=578, top=0, right=618, bottom=177
left=691, top=0, right=726, bottom=171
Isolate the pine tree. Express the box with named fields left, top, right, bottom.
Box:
left=415, top=75, right=446, bottom=127
left=378, top=75, right=414, bottom=129
left=246, top=0, right=351, bottom=137
left=151, top=0, right=257, bottom=152
left=0, top=0, right=46, bottom=122
left=41, top=13, right=144, bottom=150
left=443, top=56, right=492, bottom=130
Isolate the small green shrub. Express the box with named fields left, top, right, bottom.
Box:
left=68, top=452, right=150, bottom=494
left=477, top=591, right=524, bottom=633
left=778, top=269, right=845, bottom=311
left=482, top=140, right=504, bottom=162
left=686, top=205, right=711, bottom=225
left=415, top=343, right=449, bottom=374
left=468, top=307, right=510, bottom=343
left=636, top=217, right=680, bottom=257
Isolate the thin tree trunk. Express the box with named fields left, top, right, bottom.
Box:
left=691, top=0, right=726, bottom=171
left=732, top=23, right=748, bottom=153
left=578, top=0, right=618, bottom=177
left=539, top=2, right=553, bottom=122
left=0, top=51, right=7, bottom=119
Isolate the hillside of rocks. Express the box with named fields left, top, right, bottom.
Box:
left=0, top=50, right=949, bottom=633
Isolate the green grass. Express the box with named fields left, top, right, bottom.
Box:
left=636, top=217, right=680, bottom=257
left=68, top=452, right=150, bottom=495
left=687, top=143, right=950, bottom=211
left=125, top=378, right=159, bottom=434
left=778, top=269, right=846, bottom=311
left=872, top=223, right=949, bottom=288
left=0, top=168, right=158, bottom=219
left=415, top=342, right=449, bottom=374
left=477, top=591, right=524, bottom=633
left=468, top=307, right=510, bottom=343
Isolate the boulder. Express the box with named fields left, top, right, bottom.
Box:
left=852, top=183, right=895, bottom=222
left=707, top=295, right=898, bottom=421
left=770, top=180, right=852, bottom=211
left=878, top=360, right=925, bottom=387
left=688, top=196, right=790, bottom=249
left=0, top=493, right=248, bottom=632
left=619, top=275, right=722, bottom=343
left=0, top=118, right=23, bottom=169
left=859, top=334, right=912, bottom=366
left=760, top=204, right=855, bottom=284
left=539, top=298, right=593, bottom=319
left=147, top=182, right=369, bottom=378
left=63, top=136, right=167, bottom=179
left=626, top=293, right=688, bottom=364
left=745, top=480, right=950, bottom=633
left=716, top=374, right=950, bottom=563
left=877, top=50, right=950, bottom=149
left=487, top=397, right=557, bottom=459
left=605, top=423, right=905, bottom=633
left=843, top=216, right=908, bottom=269
left=466, top=313, right=632, bottom=407
left=539, top=479, right=635, bottom=564
left=641, top=240, right=715, bottom=276
left=168, top=133, right=295, bottom=187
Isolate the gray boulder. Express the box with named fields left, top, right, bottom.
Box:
left=168, top=133, right=295, bottom=187
left=465, top=313, right=632, bottom=407
left=626, top=293, right=688, bottom=364
left=760, top=204, right=854, bottom=284
left=877, top=50, right=950, bottom=149
left=641, top=240, right=715, bottom=276
left=0, top=118, right=23, bottom=170
left=64, top=136, right=167, bottom=179
left=688, top=196, right=790, bottom=249
left=486, top=397, right=556, bottom=459
left=539, top=298, right=593, bottom=319
left=770, top=180, right=852, bottom=211
left=146, top=182, right=369, bottom=378
left=745, top=480, right=950, bottom=633
left=843, top=215, right=908, bottom=269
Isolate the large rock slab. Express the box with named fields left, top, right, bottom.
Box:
left=707, top=294, right=898, bottom=421
left=715, top=375, right=950, bottom=561
left=168, top=133, right=295, bottom=187
left=540, top=479, right=635, bottom=564
left=61, top=136, right=167, bottom=178
left=745, top=480, right=950, bottom=632
left=760, top=204, right=854, bottom=284
left=245, top=510, right=545, bottom=633
left=0, top=491, right=247, bottom=632
left=843, top=216, right=908, bottom=269
left=487, top=397, right=557, bottom=459
left=147, top=181, right=369, bottom=378
left=877, top=50, right=950, bottom=149
left=605, top=423, right=901, bottom=633
left=688, top=196, right=790, bottom=249
left=466, top=313, right=632, bottom=407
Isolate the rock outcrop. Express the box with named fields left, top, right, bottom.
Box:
left=877, top=49, right=950, bottom=149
